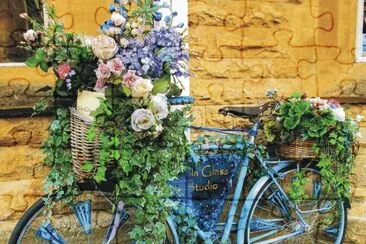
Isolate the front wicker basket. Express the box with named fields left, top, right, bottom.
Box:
left=70, top=107, right=100, bottom=181
left=277, top=138, right=317, bottom=159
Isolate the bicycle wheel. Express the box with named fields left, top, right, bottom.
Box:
left=244, top=163, right=346, bottom=243
left=9, top=182, right=177, bottom=244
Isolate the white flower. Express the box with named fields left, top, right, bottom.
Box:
left=106, top=27, right=122, bottom=36
left=150, top=94, right=169, bottom=119
left=80, top=36, right=94, bottom=46
left=131, top=22, right=139, bottom=28
left=332, top=107, right=346, bottom=122
left=131, top=78, right=153, bottom=98
left=131, top=109, right=155, bottom=132
left=23, top=29, right=38, bottom=42
left=355, top=132, right=362, bottom=138
left=131, top=28, right=140, bottom=36
left=111, top=12, right=126, bottom=26
left=92, top=35, right=118, bottom=60
left=120, top=38, right=129, bottom=47
left=356, top=114, right=364, bottom=122
left=156, top=124, right=164, bottom=133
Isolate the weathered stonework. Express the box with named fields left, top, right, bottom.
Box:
left=0, top=0, right=365, bottom=242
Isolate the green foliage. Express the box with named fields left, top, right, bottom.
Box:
left=264, top=94, right=360, bottom=201
left=289, top=170, right=310, bottom=201
left=172, top=203, right=198, bottom=244
left=42, top=108, right=78, bottom=205
left=21, top=3, right=97, bottom=98
left=88, top=95, right=191, bottom=243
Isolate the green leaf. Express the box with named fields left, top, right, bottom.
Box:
left=82, top=161, right=94, bottom=172
left=35, top=48, right=46, bottom=60
left=39, top=62, right=49, bottom=72
left=122, top=85, right=131, bottom=97
left=152, top=74, right=170, bottom=95
left=25, top=56, right=40, bottom=67
left=94, top=166, right=107, bottom=183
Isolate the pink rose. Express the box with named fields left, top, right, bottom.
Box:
left=94, top=79, right=106, bottom=90
left=56, top=63, right=72, bottom=80
left=122, top=70, right=140, bottom=88
left=107, top=58, right=125, bottom=76
left=96, top=63, right=111, bottom=80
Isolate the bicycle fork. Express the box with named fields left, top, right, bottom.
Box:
left=103, top=201, right=130, bottom=244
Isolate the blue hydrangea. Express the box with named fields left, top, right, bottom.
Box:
left=144, top=27, right=189, bottom=77
left=118, top=39, right=163, bottom=78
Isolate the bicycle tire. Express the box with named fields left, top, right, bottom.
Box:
left=9, top=182, right=178, bottom=244
left=243, top=163, right=347, bottom=244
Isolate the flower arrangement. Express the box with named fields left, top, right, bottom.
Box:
left=22, top=0, right=191, bottom=242
left=264, top=91, right=361, bottom=200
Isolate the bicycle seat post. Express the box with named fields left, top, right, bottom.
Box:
left=249, top=119, right=260, bottom=144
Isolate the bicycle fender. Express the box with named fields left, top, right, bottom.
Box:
left=167, top=215, right=180, bottom=244
left=236, top=162, right=292, bottom=244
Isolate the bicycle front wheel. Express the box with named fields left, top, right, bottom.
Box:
left=9, top=183, right=177, bottom=244
left=244, top=163, right=346, bottom=244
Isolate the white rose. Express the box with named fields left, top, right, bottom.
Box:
left=131, top=78, right=153, bottom=98
left=23, top=29, right=38, bottom=42
left=332, top=107, right=346, bottom=122
left=150, top=94, right=169, bottom=119
left=111, top=12, right=126, bottom=26
left=92, top=35, right=118, bottom=60
left=131, top=109, right=155, bottom=132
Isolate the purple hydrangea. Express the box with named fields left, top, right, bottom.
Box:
left=117, top=39, right=163, bottom=78
left=144, top=27, right=189, bottom=77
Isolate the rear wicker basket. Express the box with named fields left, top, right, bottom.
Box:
left=70, top=107, right=100, bottom=181
left=277, top=138, right=317, bottom=159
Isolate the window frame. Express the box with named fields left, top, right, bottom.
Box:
left=171, top=0, right=190, bottom=95
left=356, top=0, right=366, bottom=62
left=0, top=3, right=46, bottom=67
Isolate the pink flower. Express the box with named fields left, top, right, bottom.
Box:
left=95, top=79, right=106, bottom=90
left=56, top=63, right=72, bottom=80
left=107, top=58, right=125, bottom=76
left=96, top=63, right=111, bottom=80
left=122, top=70, right=140, bottom=88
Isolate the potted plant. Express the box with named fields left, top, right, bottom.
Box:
left=21, top=0, right=191, bottom=242
left=264, top=91, right=361, bottom=200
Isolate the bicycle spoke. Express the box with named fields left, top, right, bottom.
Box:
left=246, top=166, right=345, bottom=244
left=250, top=216, right=286, bottom=232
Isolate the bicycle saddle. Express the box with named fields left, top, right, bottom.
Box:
left=218, top=102, right=272, bottom=118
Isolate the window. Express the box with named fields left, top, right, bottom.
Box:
left=0, top=0, right=43, bottom=64
left=356, top=0, right=366, bottom=62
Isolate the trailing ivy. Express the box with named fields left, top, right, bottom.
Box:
left=42, top=108, right=78, bottom=206
left=86, top=93, right=191, bottom=243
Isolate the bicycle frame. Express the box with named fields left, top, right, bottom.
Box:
left=182, top=120, right=311, bottom=244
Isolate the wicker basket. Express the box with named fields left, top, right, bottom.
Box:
left=70, top=107, right=101, bottom=181
left=277, top=138, right=317, bottom=159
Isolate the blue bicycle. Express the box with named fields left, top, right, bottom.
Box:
left=9, top=98, right=346, bottom=243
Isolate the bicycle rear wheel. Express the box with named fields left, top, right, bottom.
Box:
left=9, top=182, right=177, bottom=244
left=244, top=163, right=346, bottom=243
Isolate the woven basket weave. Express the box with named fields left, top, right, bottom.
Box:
left=70, top=107, right=100, bottom=181
left=277, top=138, right=317, bottom=159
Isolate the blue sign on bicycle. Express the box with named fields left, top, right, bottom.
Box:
left=170, top=153, right=243, bottom=232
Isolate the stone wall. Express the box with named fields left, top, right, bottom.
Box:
left=0, top=0, right=366, bottom=242
left=189, top=0, right=366, bottom=242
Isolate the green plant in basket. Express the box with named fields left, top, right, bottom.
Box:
left=21, top=0, right=191, bottom=242
left=264, top=91, right=361, bottom=201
